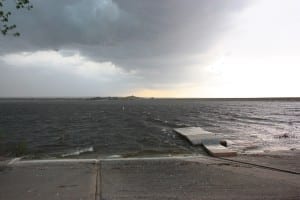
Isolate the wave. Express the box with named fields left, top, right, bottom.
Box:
left=147, top=117, right=190, bottom=128
left=61, top=146, right=94, bottom=157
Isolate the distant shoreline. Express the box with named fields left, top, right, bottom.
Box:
left=0, top=97, right=300, bottom=101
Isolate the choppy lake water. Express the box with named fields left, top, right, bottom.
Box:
left=0, top=99, right=299, bottom=158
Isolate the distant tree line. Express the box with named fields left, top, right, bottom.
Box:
left=0, top=0, right=32, bottom=36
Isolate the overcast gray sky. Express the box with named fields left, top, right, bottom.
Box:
left=0, top=0, right=299, bottom=97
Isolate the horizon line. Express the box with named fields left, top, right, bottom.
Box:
left=0, top=96, right=300, bottom=100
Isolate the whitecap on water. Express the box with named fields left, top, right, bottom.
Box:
left=61, top=146, right=94, bottom=157
left=106, top=155, right=122, bottom=158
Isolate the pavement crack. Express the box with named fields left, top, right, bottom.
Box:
left=95, top=161, right=102, bottom=200
left=218, top=157, right=300, bottom=175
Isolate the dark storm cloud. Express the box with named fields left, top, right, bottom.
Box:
left=0, top=0, right=249, bottom=69
left=0, top=0, right=251, bottom=96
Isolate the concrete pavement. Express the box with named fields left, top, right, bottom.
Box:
left=0, top=162, right=97, bottom=200
left=0, top=155, right=299, bottom=200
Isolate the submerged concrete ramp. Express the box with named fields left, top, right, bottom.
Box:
left=174, top=127, right=237, bottom=157
left=202, top=140, right=237, bottom=157
left=174, top=127, right=218, bottom=145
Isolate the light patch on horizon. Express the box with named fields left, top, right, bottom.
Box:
left=135, top=83, right=203, bottom=98
left=135, top=89, right=180, bottom=98
left=202, top=55, right=300, bottom=97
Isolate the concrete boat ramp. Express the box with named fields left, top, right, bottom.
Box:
left=174, top=127, right=237, bottom=157
left=0, top=155, right=299, bottom=200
